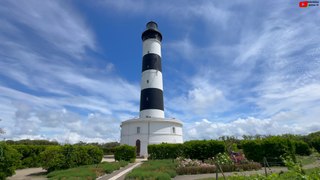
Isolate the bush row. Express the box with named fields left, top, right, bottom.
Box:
left=310, top=137, right=320, bottom=153
left=41, top=145, right=103, bottom=172
left=11, top=145, right=48, bottom=169
left=0, top=142, right=21, bottom=180
left=114, top=145, right=136, bottom=162
left=148, top=140, right=225, bottom=160
left=241, top=137, right=311, bottom=164
left=176, top=162, right=261, bottom=175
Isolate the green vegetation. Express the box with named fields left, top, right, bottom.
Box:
left=47, top=161, right=128, bottom=179
left=5, top=139, right=59, bottom=145
left=241, top=136, right=299, bottom=165
left=311, top=137, right=320, bottom=153
left=75, top=141, right=120, bottom=155
left=184, top=140, right=225, bottom=161
left=148, top=143, right=183, bottom=159
left=297, top=153, right=318, bottom=166
left=125, top=159, right=177, bottom=180
left=148, top=140, right=225, bottom=160
left=41, top=145, right=103, bottom=172
left=0, top=142, right=21, bottom=180
left=114, top=145, right=136, bottom=162
left=11, top=145, right=48, bottom=169
left=199, top=156, right=320, bottom=180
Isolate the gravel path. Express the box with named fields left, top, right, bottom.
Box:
left=7, top=168, right=47, bottom=180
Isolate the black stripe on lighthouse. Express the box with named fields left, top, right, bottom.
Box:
left=139, top=21, right=164, bottom=118
left=140, top=88, right=164, bottom=111
left=142, top=53, right=162, bottom=72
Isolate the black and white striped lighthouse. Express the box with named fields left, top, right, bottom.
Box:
left=139, top=21, right=164, bottom=119
left=120, top=21, right=183, bottom=157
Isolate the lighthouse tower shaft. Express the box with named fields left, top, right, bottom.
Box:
left=139, top=22, right=164, bottom=118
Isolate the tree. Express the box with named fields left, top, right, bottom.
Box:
left=0, top=119, right=5, bottom=135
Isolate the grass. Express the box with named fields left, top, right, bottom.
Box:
left=47, top=161, right=128, bottom=179
left=125, top=159, right=177, bottom=180
left=198, top=167, right=320, bottom=180
left=196, top=154, right=320, bottom=180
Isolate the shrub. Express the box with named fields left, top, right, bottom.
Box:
left=242, top=137, right=296, bottom=164
left=294, top=140, right=312, bottom=156
left=311, top=137, right=320, bottom=153
left=114, top=145, right=136, bottom=162
left=40, top=146, right=65, bottom=172
left=148, top=143, right=183, bottom=159
left=40, top=145, right=103, bottom=172
left=0, top=142, right=22, bottom=179
left=183, top=140, right=225, bottom=161
left=175, top=157, right=261, bottom=175
left=11, top=145, right=47, bottom=168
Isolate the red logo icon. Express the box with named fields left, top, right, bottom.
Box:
left=299, top=1, right=309, bottom=7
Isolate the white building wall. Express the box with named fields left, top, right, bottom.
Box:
left=120, top=118, right=183, bottom=157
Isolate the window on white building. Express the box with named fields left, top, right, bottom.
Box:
left=172, top=127, right=176, bottom=134
left=137, top=127, right=140, bottom=134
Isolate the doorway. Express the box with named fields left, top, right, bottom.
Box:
left=136, top=139, right=141, bottom=157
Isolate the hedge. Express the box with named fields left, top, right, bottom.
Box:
left=242, top=137, right=297, bottom=164
left=0, top=142, right=22, bottom=180
left=309, top=137, right=320, bottom=153
left=114, top=145, right=136, bottom=162
left=11, top=145, right=48, bottom=169
left=294, top=140, right=312, bottom=156
left=148, top=143, right=183, bottom=159
left=183, top=140, right=225, bottom=161
left=40, top=145, right=103, bottom=172
left=148, top=140, right=225, bottom=161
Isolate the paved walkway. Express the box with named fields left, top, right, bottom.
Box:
left=97, top=162, right=142, bottom=180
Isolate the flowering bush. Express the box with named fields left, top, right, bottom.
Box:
left=176, top=157, right=214, bottom=168
left=175, top=156, right=261, bottom=175
left=175, top=157, right=216, bottom=175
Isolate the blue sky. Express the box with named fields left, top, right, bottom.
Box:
left=0, top=0, right=320, bottom=143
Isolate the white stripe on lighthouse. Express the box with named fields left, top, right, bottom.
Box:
left=143, top=39, right=161, bottom=57
left=141, top=70, right=163, bottom=90
left=140, top=109, right=164, bottom=118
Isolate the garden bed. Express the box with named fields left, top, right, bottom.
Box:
left=47, top=161, right=128, bottom=179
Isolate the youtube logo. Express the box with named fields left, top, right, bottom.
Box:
left=299, top=1, right=308, bottom=7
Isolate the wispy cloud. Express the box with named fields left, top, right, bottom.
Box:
left=1, top=0, right=319, bottom=143
left=0, top=0, right=140, bottom=143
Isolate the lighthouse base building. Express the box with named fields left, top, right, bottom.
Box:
left=120, top=118, right=183, bottom=157
left=120, top=21, right=183, bottom=157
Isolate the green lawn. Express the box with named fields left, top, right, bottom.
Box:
left=125, top=159, right=177, bottom=180
left=47, top=161, right=128, bottom=179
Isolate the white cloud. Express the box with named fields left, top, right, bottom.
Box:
left=167, top=77, right=231, bottom=119
left=0, top=0, right=95, bottom=58
left=184, top=115, right=320, bottom=141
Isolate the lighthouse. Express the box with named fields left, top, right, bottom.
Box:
left=140, top=21, right=164, bottom=119
left=120, top=21, right=183, bottom=157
